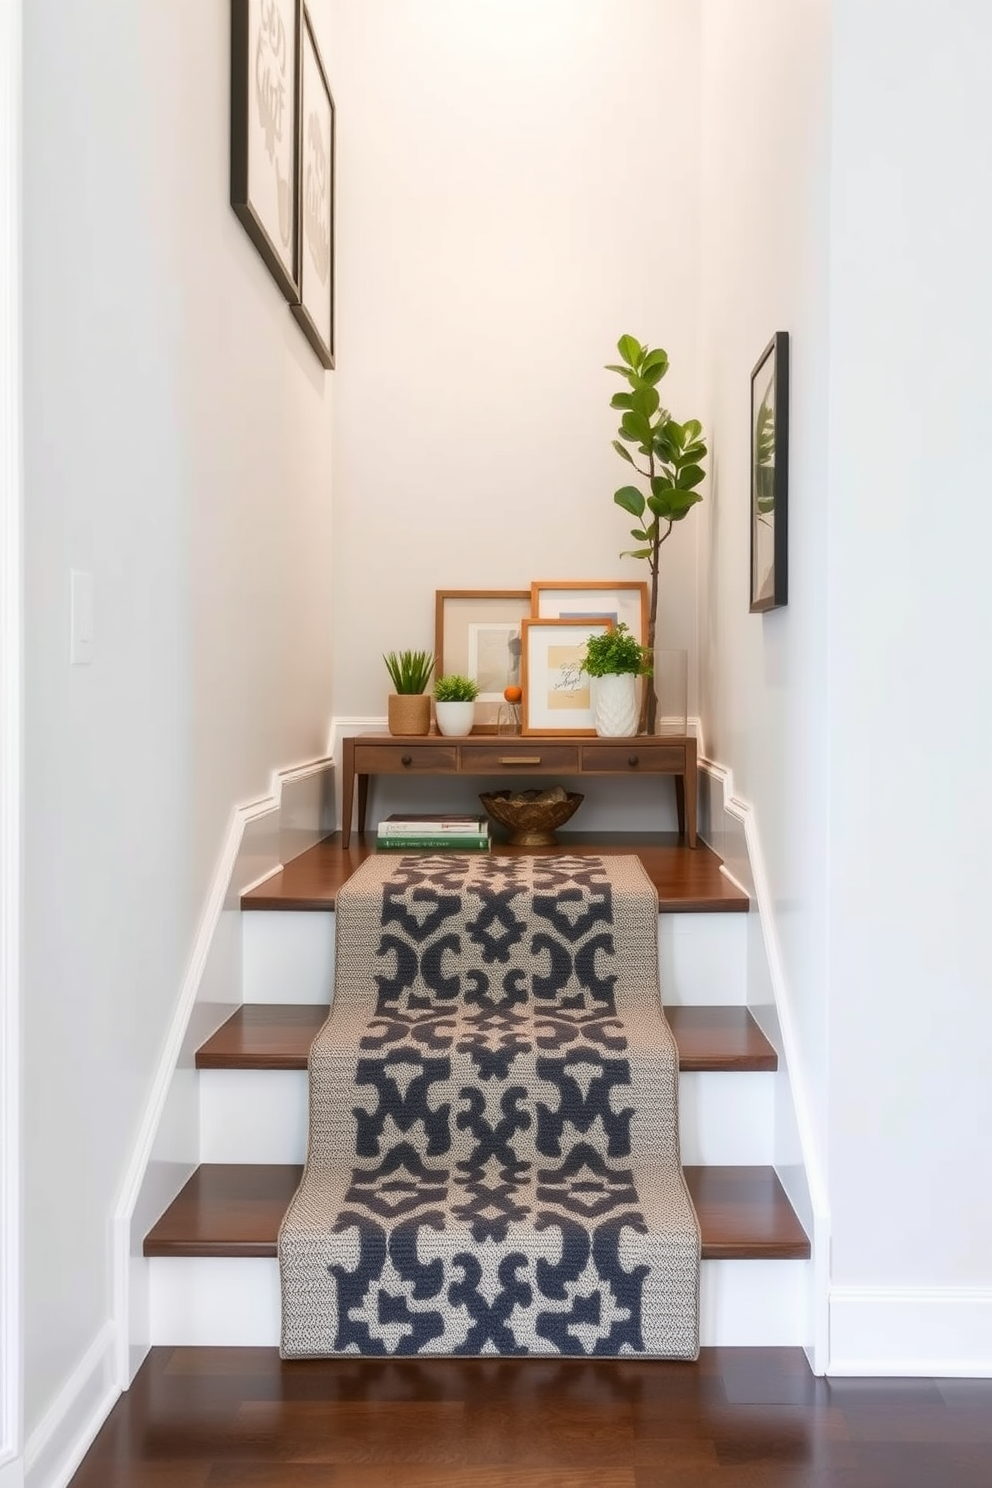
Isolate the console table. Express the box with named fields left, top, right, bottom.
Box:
left=341, top=733, right=697, bottom=848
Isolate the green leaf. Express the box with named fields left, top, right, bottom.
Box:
left=664, top=419, right=685, bottom=450
left=639, top=362, right=667, bottom=386
left=630, top=383, right=661, bottom=420
left=605, top=363, right=632, bottom=376
left=617, top=334, right=643, bottom=368
left=683, top=418, right=702, bottom=441
left=613, top=485, right=646, bottom=518
left=682, top=442, right=707, bottom=463
left=630, top=528, right=649, bottom=540
left=641, top=348, right=670, bottom=378
left=677, top=464, right=705, bottom=489
left=653, top=433, right=677, bottom=464
left=612, top=439, right=635, bottom=465
left=610, top=391, right=634, bottom=410
left=620, top=410, right=653, bottom=445
left=666, top=489, right=704, bottom=520
left=647, top=492, right=676, bottom=520
left=620, top=547, right=654, bottom=560
left=650, top=474, right=674, bottom=496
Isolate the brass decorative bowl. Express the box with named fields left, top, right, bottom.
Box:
left=479, top=788, right=584, bottom=847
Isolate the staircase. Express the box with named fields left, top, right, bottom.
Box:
left=143, top=834, right=810, bottom=1349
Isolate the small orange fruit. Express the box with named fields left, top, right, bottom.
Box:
left=503, top=685, right=522, bottom=703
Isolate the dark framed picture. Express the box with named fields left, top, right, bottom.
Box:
left=750, top=332, right=789, bottom=612
left=291, top=6, right=335, bottom=369
left=230, top=0, right=301, bottom=303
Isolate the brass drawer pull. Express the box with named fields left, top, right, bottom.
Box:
left=401, top=755, right=412, bottom=767
left=500, top=756, right=542, bottom=765
left=628, top=755, right=639, bottom=767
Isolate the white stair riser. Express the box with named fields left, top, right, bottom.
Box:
left=242, top=911, right=335, bottom=1005
left=198, top=1069, right=775, bottom=1167
left=148, top=1256, right=809, bottom=1348
left=241, top=909, right=747, bottom=1008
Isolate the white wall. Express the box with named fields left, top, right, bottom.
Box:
left=826, top=0, right=992, bottom=1324
left=21, top=0, right=334, bottom=1446
left=329, top=0, right=704, bottom=718
left=696, top=0, right=833, bottom=1165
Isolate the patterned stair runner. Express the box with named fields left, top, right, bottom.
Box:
left=279, top=853, right=700, bottom=1357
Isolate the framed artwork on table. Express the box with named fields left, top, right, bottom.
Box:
left=291, top=5, right=335, bottom=369
left=434, top=590, right=531, bottom=731
left=520, top=617, right=614, bottom=736
left=531, top=580, right=649, bottom=646
left=230, top=0, right=301, bottom=303
left=750, top=331, right=789, bottom=612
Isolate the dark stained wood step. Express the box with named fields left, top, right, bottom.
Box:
left=143, top=1163, right=808, bottom=1261
left=241, top=832, right=749, bottom=915
left=196, top=1003, right=777, bottom=1074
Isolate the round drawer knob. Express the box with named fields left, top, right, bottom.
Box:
left=627, top=755, right=639, bottom=767
left=401, top=754, right=412, bottom=767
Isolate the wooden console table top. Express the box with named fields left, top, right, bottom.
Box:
left=341, top=731, right=697, bottom=849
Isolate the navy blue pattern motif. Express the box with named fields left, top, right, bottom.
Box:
left=279, top=854, right=700, bottom=1359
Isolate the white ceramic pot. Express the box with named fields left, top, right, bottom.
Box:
left=434, top=699, right=476, bottom=737
left=593, top=673, right=639, bottom=737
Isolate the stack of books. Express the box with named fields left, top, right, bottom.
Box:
left=375, top=812, right=491, bottom=852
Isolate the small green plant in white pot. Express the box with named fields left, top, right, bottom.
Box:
left=384, top=649, right=434, bottom=736
left=434, top=674, right=479, bottom=737
left=579, top=624, right=652, bottom=737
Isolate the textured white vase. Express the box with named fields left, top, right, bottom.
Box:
left=435, top=700, right=475, bottom=736
left=593, top=673, right=639, bottom=737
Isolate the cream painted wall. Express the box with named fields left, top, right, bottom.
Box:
left=329, top=0, right=703, bottom=716
left=696, top=0, right=832, bottom=1163
left=826, top=0, right=992, bottom=1295
left=21, top=0, right=333, bottom=1440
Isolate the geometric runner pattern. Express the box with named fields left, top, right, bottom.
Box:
left=279, top=853, right=700, bottom=1358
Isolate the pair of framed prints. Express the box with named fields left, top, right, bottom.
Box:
left=230, top=0, right=335, bottom=368
left=435, top=582, right=649, bottom=737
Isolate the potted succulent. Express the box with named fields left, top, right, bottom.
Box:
left=579, top=623, right=652, bottom=737
left=608, top=334, right=707, bottom=732
left=383, top=649, right=434, bottom=736
left=433, top=674, right=479, bottom=737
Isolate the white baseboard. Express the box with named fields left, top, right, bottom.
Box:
left=829, top=1286, right=992, bottom=1376
left=24, top=1323, right=117, bottom=1488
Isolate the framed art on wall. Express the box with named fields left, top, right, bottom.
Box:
left=291, top=5, right=335, bottom=368
left=750, top=331, right=790, bottom=612
left=531, top=580, right=649, bottom=645
left=230, top=0, right=301, bottom=302
left=520, top=617, right=614, bottom=736
left=435, top=590, right=531, bottom=731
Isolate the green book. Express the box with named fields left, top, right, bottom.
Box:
left=375, top=834, right=490, bottom=851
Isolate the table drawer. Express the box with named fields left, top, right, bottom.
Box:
left=581, top=743, right=686, bottom=773
left=462, top=743, right=580, bottom=773
left=353, top=743, right=458, bottom=774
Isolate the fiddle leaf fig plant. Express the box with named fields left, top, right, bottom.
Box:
left=608, top=334, right=707, bottom=731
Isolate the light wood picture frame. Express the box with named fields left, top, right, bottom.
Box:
left=434, top=590, right=531, bottom=732
left=531, top=580, right=649, bottom=646
left=520, top=617, right=614, bottom=736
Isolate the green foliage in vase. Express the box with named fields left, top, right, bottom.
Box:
left=580, top=623, right=652, bottom=678
left=608, top=333, right=707, bottom=729
left=383, top=649, right=434, bottom=694
left=434, top=673, right=480, bottom=703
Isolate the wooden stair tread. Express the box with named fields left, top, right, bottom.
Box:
left=241, top=832, right=749, bottom=914
left=196, top=1003, right=777, bottom=1073
left=143, top=1163, right=809, bottom=1261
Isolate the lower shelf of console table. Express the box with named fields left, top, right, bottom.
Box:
left=341, top=733, right=697, bottom=848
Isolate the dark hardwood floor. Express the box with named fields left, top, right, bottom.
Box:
left=68, top=1346, right=992, bottom=1487
left=241, top=833, right=749, bottom=915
